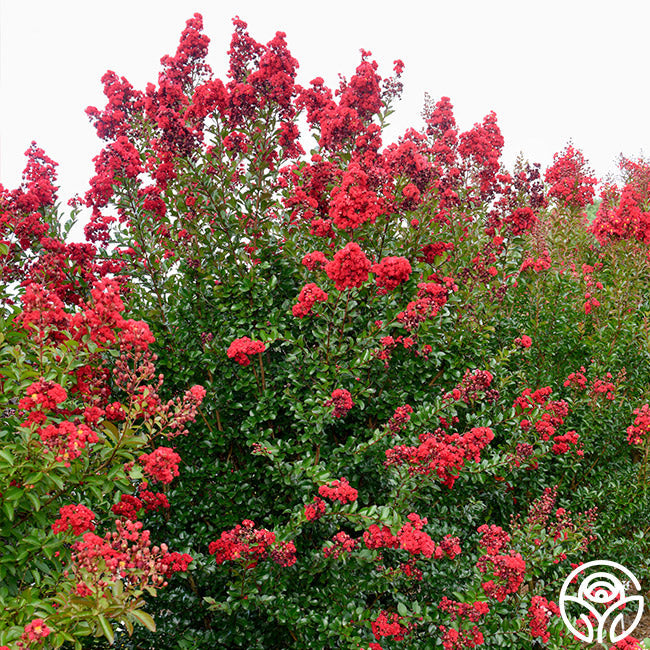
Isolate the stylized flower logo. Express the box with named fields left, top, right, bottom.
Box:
left=559, top=560, right=643, bottom=644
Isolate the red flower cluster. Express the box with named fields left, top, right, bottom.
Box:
left=138, top=446, right=181, bottom=484
left=544, top=144, right=597, bottom=208
left=438, top=625, right=485, bottom=650
left=18, top=380, right=67, bottom=412
left=527, top=595, right=560, bottom=643
left=323, top=531, right=357, bottom=559
left=304, top=496, right=326, bottom=521
left=71, top=519, right=189, bottom=590
left=385, top=426, right=494, bottom=489
left=515, top=387, right=581, bottom=456
left=371, top=256, right=412, bottom=291
left=226, top=336, right=266, bottom=366
left=325, top=388, right=354, bottom=418
left=301, top=250, right=328, bottom=271
left=371, top=611, right=408, bottom=642
left=318, top=477, right=358, bottom=504
left=37, top=421, right=99, bottom=466
left=328, top=162, right=384, bottom=230
left=52, top=504, right=96, bottom=536
left=564, top=367, right=587, bottom=390
left=208, top=519, right=296, bottom=568
left=22, top=618, right=51, bottom=645
left=325, top=242, right=371, bottom=290
left=292, top=283, right=328, bottom=318
left=388, top=404, right=414, bottom=433
left=591, top=157, right=650, bottom=245
left=476, top=550, right=526, bottom=602
left=397, top=279, right=454, bottom=331
left=515, top=334, right=533, bottom=348
left=112, top=485, right=170, bottom=520
left=627, top=404, right=650, bottom=446
left=443, top=369, right=498, bottom=405
left=477, top=524, right=510, bottom=555
left=439, top=597, right=489, bottom=623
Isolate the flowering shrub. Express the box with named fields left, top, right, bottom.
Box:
left=4, top=12, right=650, bottom=650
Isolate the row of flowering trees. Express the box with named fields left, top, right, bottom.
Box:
left=2, top=13, right=650, bottom=649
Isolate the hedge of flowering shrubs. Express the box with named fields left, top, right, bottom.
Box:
left=3, top=12, right=650, bottom=650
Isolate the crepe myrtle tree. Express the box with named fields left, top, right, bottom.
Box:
left=3, top=11, right=650, bottom=650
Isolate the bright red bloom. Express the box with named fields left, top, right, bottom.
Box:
left=371, top=611, right=408, bottom=642
left=545, top=144, right=597, bottom=208
left=325, top=242, right=371, bottom=290
left=52, top=504, right=96, bottom=536
left=527, top=595, right=560, bottom=643
left=138, top=446, right=181, bottom=484
left=627, top=404, right=650, bottom=445
left=292, top=283, right=328, bottom=318
left=23, top=618, right=51, bottom=643
left=477, top=551, right=526, bottom=602
left=371, top=256, right=412, bottom=291
left=227, top=336, right=266, bottom=366
left=318, top=477, right=358, bottom=504
left=328, top=162, right=384, bottom=230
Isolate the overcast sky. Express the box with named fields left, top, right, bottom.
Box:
left=2, top=0, right=649, bottom=218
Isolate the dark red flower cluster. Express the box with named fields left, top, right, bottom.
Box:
left=304, top=496, right=326, bottom=521
left=52, top=504, right=96, bottom=536
left=545, top=145, right=597, bottom=208
left=527, top=595, right=560, bottom=643
left=323, top=531, right=357, bottom=559
left=138, top=446, right=181, bottom=484
left=477, top=524, right=510, bottom=555
left=627, top=404, right=650, bottom=445
left=292, top=283, right=328, bottom=318
left=226, top=336, right=266, bottom=366
left=325, top=388, right=354, bottom=418
left=371, top=256, right=412, bottom=291
left=515, top=334, right=533, bottom=348
left=388, top=404, right=414, bottom=433
left=318, top=477, right=358, bottom=504
left=208, top=519, right=296, bottom=568
left=325, top=242, right=371, bottom=290
left=37, top=421, right=99, bottom=466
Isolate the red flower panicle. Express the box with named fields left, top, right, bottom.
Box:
left=325, top=242, right=371, bottom=290
left=318, top=477, right=358, bottom=504
left=325, top=388, right=354, bottom=418
left=227, top=336, right=266, bottom=366
left=52, top=504, right=96, bottom=536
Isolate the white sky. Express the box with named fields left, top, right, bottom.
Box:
left=2, top=0, right=649, bottom=220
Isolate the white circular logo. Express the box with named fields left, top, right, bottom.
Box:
left=559, top=560, right=644, bottom=644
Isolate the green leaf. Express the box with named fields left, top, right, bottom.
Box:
left=97, top=615, right=114, bottom=644
left=0, top=449, right=14, bottom=466
left=131, top=609, right=156, bottom=632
